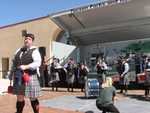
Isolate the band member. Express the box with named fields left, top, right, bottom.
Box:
left=96, top=58, right=108, bottom=85
left=79, top=63, right=89, bottom=92
left=65, top=58, right=75, bottom=92
left=120, top=58, right=130, bottom=95
left=9, top=33, right=41, bottom=113
left=49, top=58, right=62, bottom=91
left=144, top=57, right=150, bottom=98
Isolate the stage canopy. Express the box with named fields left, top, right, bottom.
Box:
left=51, top=0, right=150, bottom=45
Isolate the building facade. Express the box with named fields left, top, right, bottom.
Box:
left=0, top=16, right=62, bottom=78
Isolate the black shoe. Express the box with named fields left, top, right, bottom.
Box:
left=120, top=90, right=123, bottom=93
left=56, top=88, right=58, bottom=91
left=124, top=91, right=128, bottom=96
left=71, top=89, right=73, bottom=92
left=67, top=88, right=70, bottom=92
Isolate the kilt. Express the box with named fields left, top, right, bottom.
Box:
left=145, top=71, right=150, bottom=86
left=79, top=75, right=87, bottom=84
left=66, top=72, right=75, bottom=84
left=13, top=74, right=41, bottom=98
left=97, top=73, right=106, bottom=84
left=49, top=72, right=60, bottom=83
left=120, top=73, right=130, bottom=85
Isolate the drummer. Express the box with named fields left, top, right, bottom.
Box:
left=144, top=57, right=150, bottom=98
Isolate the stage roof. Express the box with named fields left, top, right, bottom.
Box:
left=51, top=0, right=150, bottom=45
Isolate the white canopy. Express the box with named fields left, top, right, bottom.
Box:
left=51, top=0, right=150, bottom=45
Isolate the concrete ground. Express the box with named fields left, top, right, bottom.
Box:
left=1, top=79, right=150, bottom=113
left=0, top=88, right=150, bottom=113
left=0, top=79, right=84, bottom=113
left=40, top=89, right=150, bottom=113
left=0, top=88, right=84, bottom=113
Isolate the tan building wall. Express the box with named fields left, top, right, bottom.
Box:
left=0, top=16, right=62, bottom=78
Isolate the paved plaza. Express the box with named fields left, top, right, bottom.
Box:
left=41, top=90, right=150, bottom=113
left=1, top=79, right=150, bottom=113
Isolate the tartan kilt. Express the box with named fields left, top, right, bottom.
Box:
left=13, top=74, right=41, bottom=98
left=66, top=72, right=75, bottom=84
left=120, top=73, right=130, bottom=85
left=79, top=75, right=86, bottom=84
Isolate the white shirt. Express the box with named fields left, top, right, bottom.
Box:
left=9, top=46, right=41, bottom=78
left=14, top=46, right=41, bottom=70
left=122, top=62, right=129, bottom=75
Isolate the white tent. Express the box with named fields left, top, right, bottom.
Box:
left=51, top=0, right=150, bottom=45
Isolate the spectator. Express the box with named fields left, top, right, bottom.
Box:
left=96, top=77, right=120, bottom=113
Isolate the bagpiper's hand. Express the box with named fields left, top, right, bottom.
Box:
left=9, top=80, right=12, bottom=86
left=19, top=65, right=29, bottom=70
left=120, top=74, right=123, bottom=78
left=114, top=96, right=119, bottom=101
left=8, top=71, right=13, bottom=80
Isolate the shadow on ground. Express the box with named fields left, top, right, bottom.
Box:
left=127, top=94, right=150, bottom=101
left=76, top=96, right=97, bottom=100
left=85, top=110, right=95, bottom=113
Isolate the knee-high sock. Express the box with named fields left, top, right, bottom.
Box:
left=30, top=98, right=39, bottom=113
left=16, top=100, right=25, bottom=113
left=125, top=85, right=128, bottom=92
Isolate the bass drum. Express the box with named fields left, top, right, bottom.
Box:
left=85, top=78, right=100, bottom=98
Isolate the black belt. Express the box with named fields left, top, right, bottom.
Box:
left=24, top=69, right=37, bottom=75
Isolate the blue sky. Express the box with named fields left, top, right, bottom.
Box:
left=0, top=0, right=105, bottom=27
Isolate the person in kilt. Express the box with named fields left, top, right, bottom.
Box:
left=79, top=63, right=89, bottom=92
left=9, top=33, right=41, bottom=113
left=120, top=58, right=130, bottom=95
left=96, top=58, right=108, bottom=85
left=144, top=57, right=150, bottom=98
left=66, top=62, right=75, bottom=92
